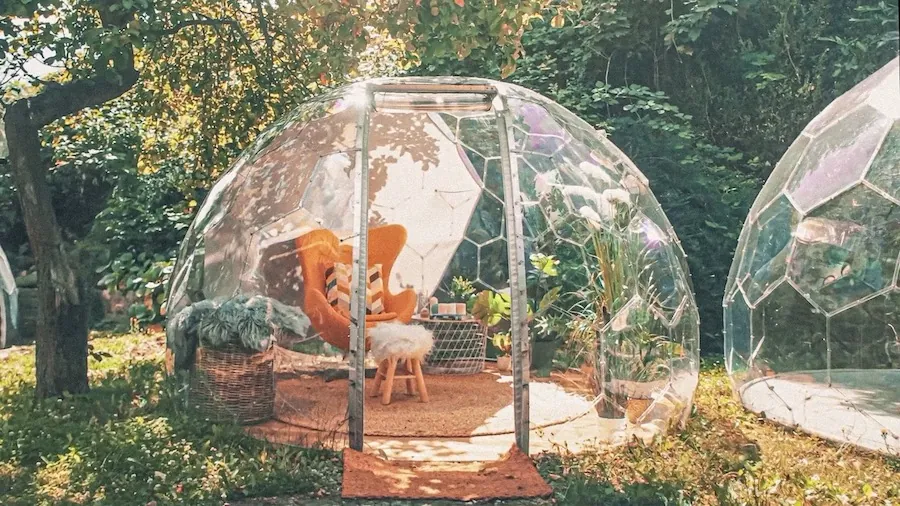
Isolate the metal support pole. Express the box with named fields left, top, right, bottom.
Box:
left=348, top=85, right=372, bottom=451
left=494, top=94, right=531, bottom=453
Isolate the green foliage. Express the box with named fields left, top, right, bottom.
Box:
left=414, top=0, right=898, bottom=354
left=491, top=331, right=512, bottom=357
left=178, top=295, right=311, bottom=353
left=0, top=334, right=900, bottom=506
left=0, top=333, right=341, bottom=505
left=537, top=361, right=900, bottom=505
left=195, top=297, right=269, bottom=352
left=471, top=289, right=512, bottom=328
left=0, top=102, right=143, bottom=265
left=447, top=275, right=476, bottom=302
left=3, top=335, right=897, bottom=504
left=472, top=253, right=563, bottom=343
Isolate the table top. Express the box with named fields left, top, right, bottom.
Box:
left=412, top=314, right=480, bottom=324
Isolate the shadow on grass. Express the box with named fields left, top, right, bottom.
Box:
left=0, top=354, right=342, bottom=506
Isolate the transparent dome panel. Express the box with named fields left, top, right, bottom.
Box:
left=166, top=77, right=700, bottom=454
left=724, top=58, right=900, bottom=455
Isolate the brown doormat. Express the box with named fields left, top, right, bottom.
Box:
left=341, top=445, right=553, bottom=501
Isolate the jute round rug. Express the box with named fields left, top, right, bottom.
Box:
left=274, top=371, right=596, bottom=437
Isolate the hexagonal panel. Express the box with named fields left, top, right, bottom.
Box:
left=444, top=239, right=480, bottom=285
left=788, top=185, right=899, bottom=314
left=478, top=239, right=510, bottom=290
left=864, top=124, right=900, bottom=201
left=201, top=215, right=249, bottom=300
left=751, top=281, right=827, bottom=374
left=829, top=292, right=899, bottom=369
left=627, top=214, right=690, bottom=321
left=601, top=296, right=674, bottom=386
left=483, top=158, right=505, bottom=200
left=739, top=195, right=799, bottom=305
left=805, top=59, right=898, bottom=135
left=787, top=105, right=892, bottom=213
left=299, top=152, right=355, bottom=231
left=458, top=114, right=501, bottom=158
left=522, top=203, right=550, bottom=242
left=510, top=100, right=568, bottom=153
left=465, top=193, right=505, bottom=245
left=750, top=135, right=810, bottom=218
left=724, top=288, right=752, bottom=380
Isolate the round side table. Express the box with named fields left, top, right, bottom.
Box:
left=412, top=316, right=486, bottom=375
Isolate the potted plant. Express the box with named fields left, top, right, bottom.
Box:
left=604, top=307, right=682, bottom=424
left=527, top=253, right=563, bottom=372
left=492, top=332, right=512, bottom=371
left=470, top=253, right=564, bottom=373
left=447, top=276, right=477, bottom=315
left=573, top=187, right=685, bottom=423
left=177, top=294, right=311, bottom=424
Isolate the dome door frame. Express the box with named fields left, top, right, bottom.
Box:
left=345, top=81, right=533, bottom=453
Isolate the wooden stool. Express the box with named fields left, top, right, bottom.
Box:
left=370, top=357, right=429, bottom=405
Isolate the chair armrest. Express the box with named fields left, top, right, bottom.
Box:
left=365, top=312, right=398, bottom=323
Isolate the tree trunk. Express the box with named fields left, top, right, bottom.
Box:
left=5, top=103, right=89, bottom=397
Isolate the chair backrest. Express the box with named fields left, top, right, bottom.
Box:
left=294, top=228, right=340, bottom=300
left=295, top=224, right=408, bottom=298
left=339, top=224, right=407, bottom=287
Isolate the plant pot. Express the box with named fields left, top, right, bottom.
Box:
left=496, top=355, right=512, bottom=372
left=624, top=397, right=653, bottom=424
left=531, top=339, right=561, bottom=371
left=604, top=378, right=669, bottom=423
left=189, top=345, right=275, bottom=424
left=609, top=378, right=669, bottom=398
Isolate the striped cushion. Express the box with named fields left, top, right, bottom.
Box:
left=324, top=263, right=384, bottom=317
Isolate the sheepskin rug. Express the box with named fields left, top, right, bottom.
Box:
left=369, top=323, right=434, bottom=363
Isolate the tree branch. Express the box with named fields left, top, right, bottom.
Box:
left=22, top=45, right=138, bottom=128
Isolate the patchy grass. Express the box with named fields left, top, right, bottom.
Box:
left=537, top=362, right=900, bottom=505
left=0, top=332, right=340, bottom=505
left=1, top=333, right=898, bottom=505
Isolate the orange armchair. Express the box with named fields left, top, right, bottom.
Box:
left=294, top=224, right=417, bottom=351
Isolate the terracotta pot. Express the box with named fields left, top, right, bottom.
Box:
left=609, top=378, right=669, bottom=398
left=496, top=355, right=512, bottom=372
left=625, top=398, right=652, bottom=424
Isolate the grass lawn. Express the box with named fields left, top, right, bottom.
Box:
left=1, top=332, right=897, bottom=505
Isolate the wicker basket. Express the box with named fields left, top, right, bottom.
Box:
left=189, top=345, right=275, bottom=424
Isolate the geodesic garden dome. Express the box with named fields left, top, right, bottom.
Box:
left=166, top=77, right=699, bottom=457
left=0, top=244, right=18, bottom=349
left=724, top=58, right=900, bottom=455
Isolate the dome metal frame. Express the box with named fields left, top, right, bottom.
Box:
left=344, top=80, right=533, bottom=451
left=167, top=75, right=700, bottom=455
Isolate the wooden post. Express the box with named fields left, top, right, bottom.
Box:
left=348, top=84, right=372, bottom=451
left=494, top=93, right=531, bottom=453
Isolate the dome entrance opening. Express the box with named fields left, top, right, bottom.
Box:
left=167, top=77, right=700, bottom=459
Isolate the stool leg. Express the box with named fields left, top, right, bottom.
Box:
left=381, top=358, right=398, bottom=405
left=413, top=359, right=429, bottom=403
left=404, top=359, right=416, bottom=395
left=371, top=360, right=386, bottom=397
